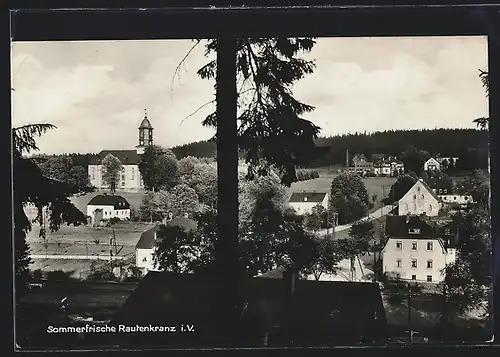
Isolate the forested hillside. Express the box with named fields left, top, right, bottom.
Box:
left=170, top=129, right=489, bottom=169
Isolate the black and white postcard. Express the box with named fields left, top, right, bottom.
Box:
left=12, top=35, right=493, bottom=349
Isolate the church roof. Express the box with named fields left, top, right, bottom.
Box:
left=139, top=116, right=153, bottom=129
left=88, top=150, right=140, bottom=165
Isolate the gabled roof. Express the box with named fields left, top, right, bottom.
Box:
left=385, top=215, right=439, bottom=239
left=424, top=157, right=441, bottom=165
left=135, top=218, right=198, bottom=250
left=401, top=179, right=440, bottom=202
left=289, top=192, right=328, bottom=203
left=88, top=150, right=140, bottom=165
left=110, top=271, right=387, bottom=346
left=135, top=225, right=160, bottom=250
left=87, top=194, right=130, bottom=210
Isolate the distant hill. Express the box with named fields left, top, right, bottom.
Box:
left=170, top=129, right=489, bottom=167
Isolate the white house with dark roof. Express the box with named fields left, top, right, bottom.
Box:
left=288, top=191, right=329, bottom=215
left=381, top=215, right=456, bottom=283
left=87, top=194, right=131, bottom=224
left=88, top=110, right=153, bottom=192
left=398, top=179, right=441, bottom=217
left=135, top=217, right=198, bottom=274
left=423, top=157, right=441, bottom=172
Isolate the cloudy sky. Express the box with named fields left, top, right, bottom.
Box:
left=11, top=36, right=488, bottom=155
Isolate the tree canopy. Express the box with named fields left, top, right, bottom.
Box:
left=443, top=203, right=491, bottom=315
left=138, top=145, right=179, bottom=192
left=101, top=154, right=123, bottom=193
left=194, top=38, right=320, bottom=186
left=13, top=124, right=87, bottom=300
left=328, top=173, right=370, bottom=225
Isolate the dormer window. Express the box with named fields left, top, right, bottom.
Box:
left=304, top=197, right=308, bottom=202
left=408, top=228, right=421, bottom=235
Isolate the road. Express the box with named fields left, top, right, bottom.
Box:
left=30, top=254, right=125, bottom=261
left=315, top=204, right=395, bottom=237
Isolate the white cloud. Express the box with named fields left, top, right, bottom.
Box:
left=11, top=37, right=488, bottom=154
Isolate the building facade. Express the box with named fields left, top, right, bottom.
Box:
left=423, top=158, right=441, bottom=171
left=86, top=194, right=131, bottom=225
left=398, top=179, right=441, bottom=217
left=88, top=111, right=153, bottom=192
left=438, top=194, right=474, bottom=206
left=288, top=191, right=329, bottom=215
left=135, top=218, right=198, bottom=275
left=381, top=215, right=456, bottom=283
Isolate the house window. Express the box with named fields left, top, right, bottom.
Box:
left=413, top=194, right=417, bottom=199
left=91, top=167, right=95, bottom=180
left=396, top=259, right=402, bottom=268
left=408, top=228, right=421, bottom=235
left=429, top=204, right=432, bottom=212
left=411, top=242, right=418, bottom=251
left=131, top=167, right=135, bottom=180
left=453, top=196, right=457, bottom=201
left=445, top=228, right=451, bottom=235
left=412, top=275, right=417, bottom=280
left=427, top=260, right=433, bottom=269
left=142, top=257, right=147, bottom=262
left=396, top=241, right=402, bottom=250
left=427, top=242, right=433, bottom=251
left=411, top=259, right=417, bottom=268
left=421, top=194, right=424, bottom=199
left=426, top=275, right=433, bottom=282
left=121, top=167, right=125, bottom=173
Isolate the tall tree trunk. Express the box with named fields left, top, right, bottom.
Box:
left=215, top=38, right=240, bottom=346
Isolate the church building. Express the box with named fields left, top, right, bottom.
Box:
left=88, top=110, right=154, bottom=192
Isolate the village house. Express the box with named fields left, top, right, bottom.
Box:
left=397, top=179, right=441, bottom=217
left=373, top=156, right=404, bottom=177
left=351, top=154, right=374, bottom=176
left=423, top=157, right=441, bottom=172
left=436, top=156, right=459, bottom=167
left=88, top=111, right=153, bottom=192
left=288, top=191, right=329, bottom=215
left=425, top=177, right=452, bottom=195
left=438, top=194, right=474, bottom=206
left=86, top=194, right=131, bottom=225
left=135, top=217, right=198, bottom=274
left=381, top=215, right=456, bottom=283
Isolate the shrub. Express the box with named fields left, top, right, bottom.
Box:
left=30, top=269, right=45, bottom=282
left=46, top=270, right=72, bottom=283
left=296, top=169, right=320, bottom=182
left=124, top=265, right=144, bottom=282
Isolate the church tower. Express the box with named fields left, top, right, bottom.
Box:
left=136, top=109, right=153, bottom=154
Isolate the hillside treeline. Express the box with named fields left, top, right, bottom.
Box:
left=170, top=129, right=489, bottom=169
left=311, top=128, right=488, bottom=168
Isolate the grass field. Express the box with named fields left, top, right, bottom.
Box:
left=290, top=177, right=397, bottom=205
left=26, top=222, right=155, bottom=245
left=29, top=259, right=110, bottom=279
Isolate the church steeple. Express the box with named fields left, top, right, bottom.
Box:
left=136, top=109, right=154, bottom=154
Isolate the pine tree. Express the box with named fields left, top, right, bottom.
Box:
left=190, top=38, right=320, bottom=186
left=13, top=124, right=88, bottom=302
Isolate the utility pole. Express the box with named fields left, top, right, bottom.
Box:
left=408, top=283, right=413, bottom=344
